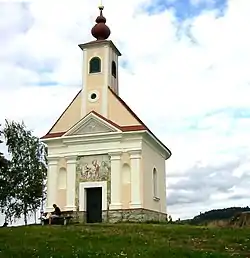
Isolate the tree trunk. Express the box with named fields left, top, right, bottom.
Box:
left=5, top=208, right=12, bottom=225
left=24, top=213, right=27, bottom=225
left=24, top=205, right=28, bottom=226
left=4, top=214, right=8, bottom=224
left=34, top=210, right=37, bottom=224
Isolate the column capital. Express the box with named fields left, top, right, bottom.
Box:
left=128, top=150, right=141, bottom=159
left=66, top=155, right=78, bottom=164
left=47, top=157, right=58, bottom=165
left=108, top=151, right=122, bottom=161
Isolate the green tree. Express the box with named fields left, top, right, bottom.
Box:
left=0, top=125, right=17, bottom=224
left=0, top=125, right=8, bottom=175
left=0, top=126, right=8, bottom=220
left=3, top=120, right=47, bottom=225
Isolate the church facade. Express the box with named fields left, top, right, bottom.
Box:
left=41, top=5, right=171, bottom=223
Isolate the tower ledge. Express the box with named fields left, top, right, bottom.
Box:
left=78, top=40, right=122, bottom=56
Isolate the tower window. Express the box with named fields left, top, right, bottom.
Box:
left=89, top=57, right=101, bottom=73
left=111, top=61, right=117, bottom=78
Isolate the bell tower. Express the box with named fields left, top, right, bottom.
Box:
left=79, top=5, right=121, bottom=118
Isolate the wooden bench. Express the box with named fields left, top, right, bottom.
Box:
left=40, top=210, right=74, bottom=226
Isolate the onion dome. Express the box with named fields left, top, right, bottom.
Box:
left=91, top=6, right=111, bottom=40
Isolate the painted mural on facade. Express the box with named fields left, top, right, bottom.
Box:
left=75, top=154, right=111, bottom=211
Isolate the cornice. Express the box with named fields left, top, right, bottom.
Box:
left=62, top=132, right=123, bottom=145
left=108, top=151, right=122, bottom=161
left=128, top=149, right=141, bottom=159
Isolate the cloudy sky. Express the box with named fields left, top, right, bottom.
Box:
left=1, top=0, right=250, bottom=223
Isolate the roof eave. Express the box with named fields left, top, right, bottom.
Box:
left=145, top=131, right=172, bottom=160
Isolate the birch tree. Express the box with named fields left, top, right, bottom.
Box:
left=3, top=120, right=47, bottom=225
left=0, top=125, right=12, bottom=223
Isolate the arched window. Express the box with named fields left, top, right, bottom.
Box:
left=153, top=168, right=157, bottom=198
left=111, top=61, right=117, bottom=78
left=89, top=57, right=101, bottom=73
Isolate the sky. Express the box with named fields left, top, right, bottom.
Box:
left=0, top=0, right=250, bottom=224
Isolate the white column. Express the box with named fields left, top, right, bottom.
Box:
left=129, top=150, right=142, bottom=209
left=46, top=158, right=58, bottom=211
left=109, top=152, right=122, bottom=210
left=65, top=156, right=77, bottom=211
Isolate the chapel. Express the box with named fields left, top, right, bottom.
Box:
left=41, top=5, right=171, bottom=223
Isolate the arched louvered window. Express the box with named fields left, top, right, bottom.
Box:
left=111, top=61, right=117, bottom=78
left=89, top=57, right=101, bottom=73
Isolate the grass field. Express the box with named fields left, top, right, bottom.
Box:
left=0, top=223, right=249, bottom=257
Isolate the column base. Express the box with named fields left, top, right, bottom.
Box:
left=64, top=206, right=76, bottom=211
left=109, top=203, right=122, bottom=210
left=45, top=206, right=54, bottom=212
left=129, top=202, right=142, bottom=209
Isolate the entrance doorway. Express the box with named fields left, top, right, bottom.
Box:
left=86, top=187, right=102, bottom=223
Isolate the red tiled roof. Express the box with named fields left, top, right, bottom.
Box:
left=41, top=132, right=65, bottom=139
left=41, top=110, right=145, bottom=139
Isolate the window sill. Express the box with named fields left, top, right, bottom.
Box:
left=153, top=197, right=160, bottom=202
left=88, top=72, right=102, bottom=75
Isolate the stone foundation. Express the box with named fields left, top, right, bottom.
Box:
left=72, top=209, right=167, bottom=223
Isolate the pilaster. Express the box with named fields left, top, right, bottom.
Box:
left=65, top=155, right=77, bottom=211
left=129, top=150, right=142, bottom=209
left=109, top=151, right=122, bottom=209
left=46, top=157, right=58, bottom=211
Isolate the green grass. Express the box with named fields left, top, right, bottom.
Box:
left=0, top=224, right=249, bottom=257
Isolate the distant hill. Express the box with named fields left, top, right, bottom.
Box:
left=188, top=206, right=250, bottom=225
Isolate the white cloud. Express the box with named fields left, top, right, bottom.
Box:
left=1, top=0, right=250, bottom=224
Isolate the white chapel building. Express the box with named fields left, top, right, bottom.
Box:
left=41, top=5, right=171, bottom=223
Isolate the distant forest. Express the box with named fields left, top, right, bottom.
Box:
left=185, top=207, right=250, bottom=225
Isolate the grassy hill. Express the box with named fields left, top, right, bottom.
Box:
left=0, top=224, right=250, bottom=257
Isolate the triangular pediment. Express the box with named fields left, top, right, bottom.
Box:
left=64, top=112, right=120, bottom=136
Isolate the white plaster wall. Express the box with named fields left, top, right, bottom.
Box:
left=121, top=163, right=131, bottom=209
left=45, top=132, right=144, bottom=212
left=57, top=167, right=67, bottom=210
left=141, top=140, right=167, bottom=214
left=110, top=48, right=119, bottom=94
left=45, top=131, right=168, bottom=214
left=58, top=168, right=67, bottom=189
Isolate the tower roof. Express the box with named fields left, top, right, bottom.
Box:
left=91, top=6, right=111, bottom=40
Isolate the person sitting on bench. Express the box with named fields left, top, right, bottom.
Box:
left=49, top=204, right=61, bottom=225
